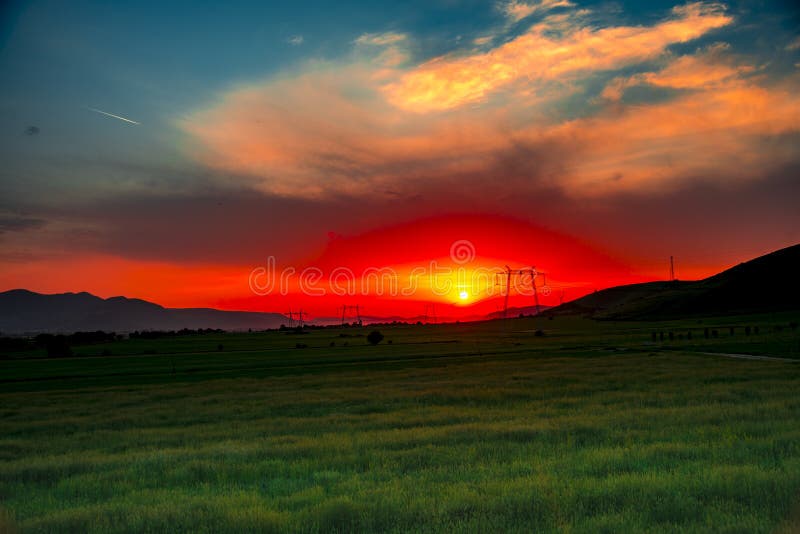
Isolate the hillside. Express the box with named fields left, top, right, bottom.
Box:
left=547, top=244, right=800, bottom=319
left=0, top=290, right=287, bottom=334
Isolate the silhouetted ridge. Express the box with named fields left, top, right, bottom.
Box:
left=0, top=290, right=286, bottom=334
left=546, top=244, right=800, bottom=319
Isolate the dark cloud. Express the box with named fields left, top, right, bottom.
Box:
left=6, top=188, right=411, bottom=264
left=0, top=213, right=45, bottom=233
left=4, top=165, right=797, bottom=278
left=509, top=166, right=800, bottom=271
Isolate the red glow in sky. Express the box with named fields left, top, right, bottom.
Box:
left=0, top=213, right=670, bottom=319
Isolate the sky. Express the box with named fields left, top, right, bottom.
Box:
left=0, top=0, right=798, bottom=318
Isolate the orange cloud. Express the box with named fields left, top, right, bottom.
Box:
left=553, top=79, right=800, bottom=194
left=384, top=2, right=732, bottom=112
left=570, top=44, right=799, bottom=193
left=180, top=2, right=798, bottom=200
left=601, top=43, right=752, bottom=100
left=642, top=49, right=751, bottom=88
left=181, top=65, right=521, bottom=198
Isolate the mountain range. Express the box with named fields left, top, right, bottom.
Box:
left=0, top=290, right=288, bottom=334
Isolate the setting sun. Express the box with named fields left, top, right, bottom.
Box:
left=459, top=290, right=469, bottom=300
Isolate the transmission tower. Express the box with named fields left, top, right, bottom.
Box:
left=495, top=265, right=548, bottom=319
left=340, top=305, right=362, bottom=326
left=286, top=308, right=306, bottom=328
left=670, top=256, right=675, bottom=281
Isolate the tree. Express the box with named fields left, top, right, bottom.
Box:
left=44, top=335, right=72, bottom=357
left=366, top=330, right=384, bottom=345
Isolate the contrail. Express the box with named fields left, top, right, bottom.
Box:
left=87, top=107, right=141, bottom=125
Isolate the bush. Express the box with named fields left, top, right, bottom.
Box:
left=38, top=335, right=71, bottom=357
left=367, top=331, right=384, bottom=345
left=0, top=337, right=32, bottom=352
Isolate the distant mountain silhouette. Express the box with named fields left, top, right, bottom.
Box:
left=0, top=290, right=287, bottom=334
left=547, top=244, right=800, bottom=319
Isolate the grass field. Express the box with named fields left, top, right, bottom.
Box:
left=2, top=314, right=800, bottom=532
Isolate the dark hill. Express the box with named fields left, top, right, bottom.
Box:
left=547, top=244, right=800, bottom=319
left=0, top=289, right=287, bottom=334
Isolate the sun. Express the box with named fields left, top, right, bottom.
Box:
left=459, top=290, right=469, bottom=300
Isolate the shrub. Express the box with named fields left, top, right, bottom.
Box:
left=43, top=335, right=71, bottom=358
left=367, top=331, right=384, bottom=345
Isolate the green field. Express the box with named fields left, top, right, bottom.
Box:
left=2, top=314, right=800, bottom=532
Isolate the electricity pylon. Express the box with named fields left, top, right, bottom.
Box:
left=286, top=308, right=306, bottom=328
left=340, top=305, right=362, bottom=326
left=496, top=266, right=547, bottom=319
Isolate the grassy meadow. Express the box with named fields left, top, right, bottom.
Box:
left=2, top=314, right=800, bottom=532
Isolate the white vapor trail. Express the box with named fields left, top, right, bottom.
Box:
left=87, top=107, right=141, bottom=125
